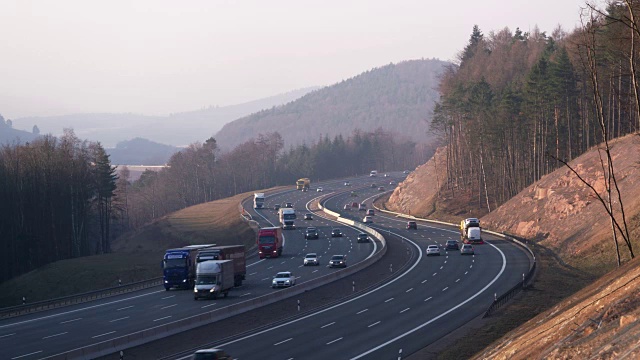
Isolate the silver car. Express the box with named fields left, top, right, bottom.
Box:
left=460, top=244, right=475, bottom=255
left=426, top=245, right=441, bottom=256
left=272, top=272, right=296, bottom=288
left=303, top=253, right=319, bottom=266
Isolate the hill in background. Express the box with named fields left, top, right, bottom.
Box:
left=10, top=87, right=318, bottom=147
left=107, top=137, right=179, bottom=165
left=214, top=59, right=448, bottom=150
left=0, top=115, right=39, bottom=145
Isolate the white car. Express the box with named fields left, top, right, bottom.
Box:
left=344, top=181, right=351, bottom=186
left=426, top=245, right=441, bottom=256
left=304, top=253, right=320, bottom=266
left=363, top=215, right=373, bottom=223
left=272, top=272, right=296, bottom=288
left=316, top=187, right=323, bottom=192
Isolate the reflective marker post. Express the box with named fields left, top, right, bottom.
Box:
left=297, top=300, right=300, bottom=312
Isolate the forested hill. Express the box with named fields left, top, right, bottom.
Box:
left=0, top=115, right=39, bottom=144
left=214, top=59, right=448, bottom=150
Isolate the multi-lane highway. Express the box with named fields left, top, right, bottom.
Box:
left=0, top=173, right=532, bottom=360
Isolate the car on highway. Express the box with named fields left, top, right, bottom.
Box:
left=350, top=191, right=358, bottom=196
left=285, top=202, right=293, bottom=208
left=377, top=186, right=385, bottom=191
left=358, top=203, right=367, bottom=211
left=384, top=173, right=389, bottom=177
left=426, top=245, right=441, bottom=256
left=389, top=180, right=396, bottom=185
left=304, top=213, right=313, bottom=220
left=331, top=228, right=343, bottom=237
left=406, top=221, right=417, bottom=230
left=329, top=255, right=347, bottom=268
left=357, top=233, right=369, bottom=243
left=272, top=271, right=296, bottom=288
left=302, top=188, right=308, bottom=192
left=351, top=201, right=359, bottom=208
left=191, top=348, right=231, bottom=360
left=367, top=209, right=375, bottom=216
left=403, top=170, right=410, bottom=174
left=303, top=253, right=320, bottom=266
left=461, top=244, right=475, bottom=255
left=344, top=181, right=351, bottom=186
left=370, top=183, right=377, bottom=188
left=317, top=187, right=323, bottom=192
left=343, top=204, right=351, bottom=210
left=445, top=240, right=460, bottom=250
left=305, top=227, right=319, bottom=239
left=274, top=204, right=281, bottom=211
left=362, top=215, right=373, bottom=223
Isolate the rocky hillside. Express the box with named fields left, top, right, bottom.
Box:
left=386, top=133, right=640, bottom=358
left=214, top=59, right=448, bottom=150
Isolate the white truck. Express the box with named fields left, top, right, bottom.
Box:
left=369, top=170, right=378, bottom=177
left=460, top=217, right=483, bottom=244
left=279, top=208, right=296, bottom=229
left=253, top=193, right=265, bottom=209
left=193, top=260, right=234, bottom=300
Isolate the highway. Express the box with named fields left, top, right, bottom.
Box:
left=0, top=178, right=382, bottom=360
left=0, top=173, right=532, bottom=360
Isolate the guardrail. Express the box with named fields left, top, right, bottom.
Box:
left=44, top=189, right=388, bottom=359
left=371, top=200, right=536, bottom=318
left=0, top=277, right=163, bottom=320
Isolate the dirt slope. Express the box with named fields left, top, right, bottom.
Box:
left=387, top=133, right=640, bottom=359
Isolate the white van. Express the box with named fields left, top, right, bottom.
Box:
left=369, top=170, right=378, bottom=177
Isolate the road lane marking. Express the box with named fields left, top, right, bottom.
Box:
left=11, top=351, right=42, bottom=359
left=281, top=261, right=286, bottom=264
left=92, top=331, right=116, bottom=338
left=240, top=293, right=251, bottom=297
left=405, top=288, right=413, bottom=293
left=249, top=272, right=257, bottom=276
left=201, top=303, right=217, bottom=308
left=42, top=332, right=68, bottom=339
left=368, top=321, right=381, bottom=328
left=433, top=273, right=437, bottom=276
left=274, top=338, right=293, bottom=346
left=109, top=316, right=129, bottom=323
left=116, top=306, right=133, bottom=311
left=321, top=322, right=335, bottom=328
left=262, top=277, right=271, bottom=281
left=385, top=298, right=394, bottom=303
left=465, top=270, right=469, bottom=275
left=421, top=279, right=427, bottom=284
left=161, top=304, right=177, bottom=310
left=326, top=337, right=343, bottom=345
left=400, top=308, right=410, bottom=314
left=440, top=266, right=444, bottom=270
left=456, top=279, right=460, bottom=283
left=60, top=318, right=82, bottom=324
left=153, top=316, right=171, bottom=322
left=357, top=309, right=368, bottom=314
left=0, top=333, right=15, bottom=338
left=161, top=295, right=175, bottom=300
left=443, top=287, right=449, bottom=292
left=424, top=297, right=432, bottom=302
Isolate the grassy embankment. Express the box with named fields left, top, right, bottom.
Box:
left=0, top=191, right=263, bottom=308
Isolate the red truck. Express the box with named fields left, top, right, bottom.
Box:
left=196, top=245, right=246, bottom=286
left=257, top=227, right=283, bottom=259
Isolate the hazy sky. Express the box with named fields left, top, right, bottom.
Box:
left=0, top=0, right=589, bottom=119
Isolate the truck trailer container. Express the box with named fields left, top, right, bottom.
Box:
left=193, top=260, right=234, bottom=300
left=162, top=244, right=215, bottom=290
left=196, top=245, right=246, bottom=286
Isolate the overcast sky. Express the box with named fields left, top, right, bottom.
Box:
left=0, top=0, right=589, bottom=119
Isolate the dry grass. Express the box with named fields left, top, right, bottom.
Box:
left=0, top=190, right=266, bottom=308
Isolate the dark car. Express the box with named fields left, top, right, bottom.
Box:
left=304, top=213, right=313, bottom=220
left=274, top=204, right=281, bottom=211
left=192, top=348, right=231, bottom=360
left=445, top=240, right=459, bottom=250
left=370, top=183, right=377, bottom=188
left=331, top=228, right=343, bottom=237
left=377, top=186, right=385, bottom=191
left=357, top=233, right=369, bottom=243
left=406, top=221, right=417, bottom=230
left=305, top=227, right=319, bottom=240
left=329, top=255, right=347, bottom=268
left=285, top=202, right=293, bottom=208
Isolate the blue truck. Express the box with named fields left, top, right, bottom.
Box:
left=162, top=245, right=215, bottom=291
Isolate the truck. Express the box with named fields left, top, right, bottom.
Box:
left=369, top=170, right=378, bottom=177
left=257, top=227, right=283, bottom=259
left=460, top=217, right=483, bottom=244
left=162, top=244, right=215, bottom=290
left=296, top=178, right=311, bottom=190
left=253, top=192, right=265, bottom=209
left=196, top=245, right=246, bottom=286
left=193, top=260, right=234, bottom=300
left=279, top=208, right=296, bottom=229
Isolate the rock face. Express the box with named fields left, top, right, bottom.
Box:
left=386, top=146, right=448, bottom=217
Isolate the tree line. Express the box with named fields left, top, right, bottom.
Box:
left=431, top=2, right=638, bottom=262
left=0, top=129, right=116, bottom=283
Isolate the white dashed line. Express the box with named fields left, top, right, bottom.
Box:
left=42, top=332, right=67, bottom=339
left=60, top=318, right=82, bottom=324
left=400, top=308, right=410, bottom=314
left=201, top=303, right=217, bottom=308
left=443, top=287, right=449, bottom=292
left=405, top=288, right=413, bottom=293
left=0, top=333, right=15, bottom=338
left=109, top=316, right=129, bottom=323
left=465, top=271, right=468, bottom=275
left=357, top=309, right=368, bottom=314
left=385, top=298, right=394, bottom=303
left=321, top=322, right=335, bottom=328
left=455, top=279, right=460, bottom=283
left=161, top=295, right=175, bottom=300
left=421, top=279, right=428, bottom=284
left=326, top=337, right=343, bottom=345
left=153, top=316, right=172, bottom=322
left=161, top=304, right=177, bottom=310
left=92, top=331, right=116, bottom=338
left=440, top=266, right=444, bottom=270
left=424, top=297, right=432, bottom=302
left=240, top=293, right=251, bottom=297
left=11, top=351, right=43, bottom=359
left=249, top=272, right=257, bottom=276
left=274, top=338, right=293, bottom=346
left=432, top=273, right=437, bottom=276
left=368, top=321, right=381, bottom=328
left=116, top=306, right=133, bottom=311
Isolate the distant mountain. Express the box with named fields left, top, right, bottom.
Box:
left=0, top=116, right=39, bottom=145
left=107, top=138, right=179, bottom=165
left=214, top=59, right=449, bottom=150
left=11, top=87, right=318, bottom=147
